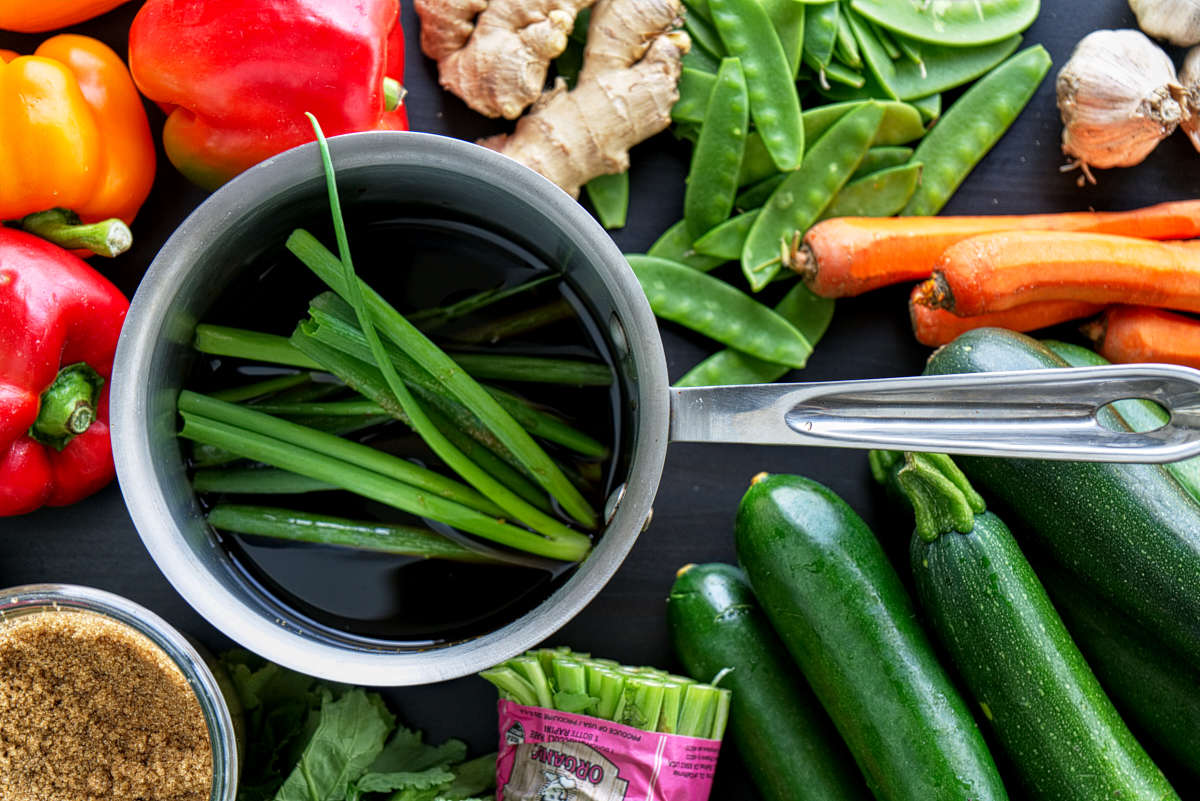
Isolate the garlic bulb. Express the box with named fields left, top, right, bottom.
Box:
left=1056, top=29, right=1183, bottom=180
left=1130, top=0, right=1200, bottom=47
left=1180, top=46, right=1200, bottom=152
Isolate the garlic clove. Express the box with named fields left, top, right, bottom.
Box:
left=1130, top=0, right=1200, bottom=47
left=1056, top=29, right=1183, bottom=179
left=1179, top=46, right=1200, bottom=153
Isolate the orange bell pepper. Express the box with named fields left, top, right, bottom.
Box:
left=0, top=34, right=155, bottom=256
left=0, top=1, right=131, bottom=34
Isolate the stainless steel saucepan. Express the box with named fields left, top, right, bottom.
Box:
left=111, top=132, right=1200, bottom=686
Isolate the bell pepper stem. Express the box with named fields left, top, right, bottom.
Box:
left=20, top=208, right=132, bottom=258
left=383, top=77, right=405, bottom=112
left=31, top=363, right=105, bottom=450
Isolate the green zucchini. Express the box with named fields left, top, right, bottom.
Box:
left=734, top=472, right=1007, bottom=801
left=924, top=328, right=1200, bottom=670
left=896, top=452, right=1180, bottom=801
left=667, top=563, right=871, bottom=801
left=1039, top=563, right=1200, bottom=781
left=1042, top=339, right=1200, bottom=503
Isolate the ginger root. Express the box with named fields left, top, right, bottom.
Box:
left=416, top=0, right=688, bottom=196
left=480, top=0, right=689, bottom=197
left=414, top=0, right=594, bottom=119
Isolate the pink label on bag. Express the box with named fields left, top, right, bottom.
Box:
left=495, top=699, right=722, bottom=801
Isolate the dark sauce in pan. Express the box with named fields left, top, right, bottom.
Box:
left=186, top=214, right=626, bottom=646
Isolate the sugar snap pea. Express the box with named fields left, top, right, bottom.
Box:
left=802, top=1, right=839, bottom=74
left=672, top=68, right=716, bottom=124
left=584, top=172, right=629, bottom=230
left=684, top=57, right=749, bottom=239
left=710, top=0, right=804, bottom=171
left=742, top=101, right=883, bottom=290
left=627, top=255, right=813, bottom=368
left=674, top=283, right=834, bottom=387
left=647, top=220, right=724, bottom=272
left=902, top=45, right=1051, bottom=216
left=693, top=209, right=760, bottom=260
left=850, top=0, right=1039, bottom=47
left=761, top=0, right=806, bottom=78
left=820, top=162, right=923, bottom=220
left=850, top=146, right=914, bottom=180
left=736, top=173, right=787, bottom=210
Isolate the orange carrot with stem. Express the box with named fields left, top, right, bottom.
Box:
left=1082, top=305, right=1200, bottom=370
left=909, top=292, right=1104, bottom=347
left=794, top=200, right=1200, bottom=298
left=913, top=231, right=1200, bottom=317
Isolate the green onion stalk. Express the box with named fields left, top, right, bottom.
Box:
left=479, top=648, right=732, bottom=739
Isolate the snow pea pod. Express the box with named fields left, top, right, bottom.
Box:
left=802, top=1, right=839, bottom=72
left=736, top=173, right=787, bottom=210
left=834, top=11, right=862, bottom=69
left=850, top=146, right=913, bottom=180
left=674, top=283, right=834, bottom=387
left=877, top=34, right=1023, bottom=101
left=911, top=92, right=940, bottom=122
left=627, top=255, right=813, bottom=368
left=825, top=61, right=864, bottom=88
left=673, top=68, right=716, bottom=124
left=805, top=99, right=923, bottom=145
left=742, top=102, right=883, bottom=290
left=684, top=10, right=726, bottom=60
left=715, top=160, right=918, bottom=259
left=710, top=0, right=804, bottom=171
left=869, top=17, right=901, bottom=59
left=584, top=172, right=628, bottom=230
left=682, top=47, right=720, bottom=74
left=683, top=0, right=713, bottom=23
left=737, top=133, right=777, bottom=187
left=685, top=57, right=749, bottom=238
left=694, top=209, right=760, bottom=260
left=844, top=5, right=898, bottom=99
left=850, top=0, right=1039, bottom=47
left=762, top=0, right=805, bottom=78
left=903, top=45, right=1051, bottom=216
left=820, top=162, right=922, bottom=220
left=647, top=220, right=724, bottom=272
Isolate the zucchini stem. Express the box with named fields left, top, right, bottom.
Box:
left=895, top=452, right=986, bottom=542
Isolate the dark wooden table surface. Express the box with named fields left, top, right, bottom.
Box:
left=4, top=1, right=1200, bottom=797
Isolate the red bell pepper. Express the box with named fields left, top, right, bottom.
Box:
left=128, top=0, right=408, bottom=191
left=0, top=229, right=128, bottom=516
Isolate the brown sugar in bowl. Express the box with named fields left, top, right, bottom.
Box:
left=0, top=585, right=237, bottom=801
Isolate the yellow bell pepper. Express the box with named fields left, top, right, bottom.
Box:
left=0, top=34, right=155, bottom=256
left=0, top=1, right=131, bottom=34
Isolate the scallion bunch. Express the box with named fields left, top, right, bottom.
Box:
left=480, top=647, right=731, bottom=740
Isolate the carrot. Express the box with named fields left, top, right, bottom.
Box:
left=913, top=231, right=1200, bottom=317
left=909, top=292, right=1104, bottom=347
left=793, top=200, right=1200, bottom=298
left=1082, top=305, right=1200, bottom=370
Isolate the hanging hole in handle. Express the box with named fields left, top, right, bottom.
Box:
left=1097, top=398, right=1170, bottom=433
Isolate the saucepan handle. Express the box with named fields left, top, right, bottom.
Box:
left=668, top=364, right=1200, bottom=463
